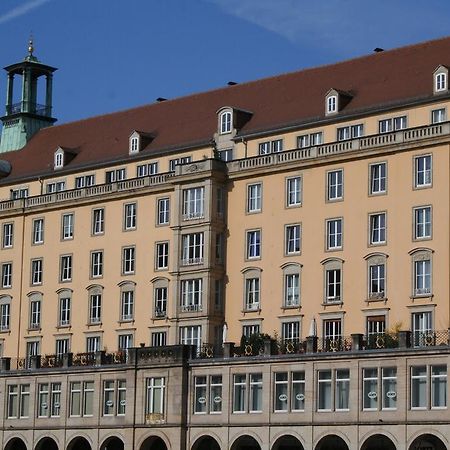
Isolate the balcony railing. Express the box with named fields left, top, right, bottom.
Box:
left=181, top=257, right=203, bottom=266
left=154, top=308, right=166, bottom=318
left=181, top=304, right=202, bottom=313
left=6, top=101, right=51, bottom=116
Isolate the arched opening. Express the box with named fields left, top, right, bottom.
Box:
left=139, top=436, right=168, bottom=450
left=67, top=437, right=91, bottom=450
left=409, top=434, right=447, bottom=450
left=272, top=435, right=304, bottom=450
left=5, top=438, right=27, bottom=450
left=230, top=435, right=261, bottom=450
left=361, top=434, right=396, bottom=450
left=192, top=435, right=221, bottom=450
left=315, top=435, right=349, bottom=450
left=35, top=437, right=59, bottom=450
left=100, top=436, right=124, bottom=450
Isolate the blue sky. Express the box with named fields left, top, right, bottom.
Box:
left=0, top=0, right=449, bottom=124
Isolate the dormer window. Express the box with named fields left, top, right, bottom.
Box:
left=53, top=146, right=77, bottom=170
left=433, top=66, right=448, bottom=94
left=54, top=150, right=64, bottom=169
left=220, top=111, right=232, bottom=134
left=327, top=95, right=337, bottom=114
left=130, top=136, right=139, bottom=153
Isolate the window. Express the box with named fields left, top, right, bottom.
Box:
left=169, top=156, right=192, bottom=172
left=146, top=377, right=165, bottom=415
left=0, top=298, right=10, bottom=331
left=435, top=72, right=447, bottom=92
left=285, top=224, right=301, bottom=255
left=31, top=258, right=43, bottom=285
left=120, top=289, right=134, bottom=321
left=326, top=218, right=342, bottom=250
left=59, top=295, right=71, bottom=326
left=414, top=260, right=431, bottom=296
left=242, top=324, right=260, bottom=338
left=317, top=369, right=349, bottom=411
left=1, top=263, right=12, bottom=288
left=286, top=177, right=302, bottom=207
left=183, top=187, right=204, bottom=220
left=297, top=132, right=323, bottom=148
left=122, top=247, right=135, bottom=275
left=54, top=152, right=63, bottom=168
left=137, top=162, right=158, bottom=177
left=89, top=292, right=102, bottom=324
left=412, top=311, right=433, bottom=347
left=61, top=213, right=74, bottom=240
left=2, top=223, right=13, bottom=248
left=274, top=371, right=305, bottom=412
left=232, top=373, right=263, bottom=413
left=379, top=116, right=407, bottom=133
left=284, top=271, right=300, bottom=307
left=281, top=321, right=300, bottom=343
left=29, top=299, right=41, bottom=329
left=369, top=163, right=386, bottom=195
left=154, top=287, right=167, bottom=317
left=215, top=233, right=224, bottom=264
left=75, top=174, right=95, bottom=189
left=157, top=198, right=170, bottom=225
left=60, top=255, right=72, bottom=282
left=247, top=183, right=262, bottom=213
left=246, top=230, right=261, bottom=259
left=245, top=278, right=260, bottom=310
left=10, top=187, right=28, bottom=199
left=258, top=139, right=283, bottom=154
left=194, top=375, right=223, bottom=414
left=105, top=168, right=126, bottom=183
left=337, top=124, right=364, bottom=140
left=414, top=154, right=432, bottom=187
left=369, top=213, right=386, bottom=245
left=327, top=95, right=337, bottom=114
left=156, top=242, right=169, bottom=270
left=70, top=381, right=94, bottom=417
left=366, top=315, right=386, bottom=338
left=86, top=336, right=100, bottom=353
left=411, top=365, right=447, bottom=409
left=180, top=279, right=202, bottom=312
left=124, top=203, right=137, bottom=230
left=327, top=170, right=343, bottom=201
left=325, top=269, right=341, bottom=303
left=414, top=206, right=432, bottom=239
left=152, top=331, right=167, bottom=347
left=130, top=136, right=139, bottom=153
left=46, top=181, right=66, bottom=193
left=363, top=367, right=397, bottom=411
left=218, top=148, right=233, bottom=161
left=38, top=382, right=61, bottom=417
left=103, top=380, right=126, bottom=416
left=431, top=108, right=446, bottom=124
left=220, top=111, right=232, bottom=134
left=368, top=263, right=385, bottom=299
left=323, top=319, right=342, bottom=342
left=181, top=233, right=204, bottom=265
left=179, top=325, right=202, bottom=348
left=7, top=384, right=30, bottom=418
left=90, top=251, right=103, bottom=278
left=92, top=208, right=105, bottom=235
left=55, top=338, right=69, bottom=357
left=118, top=334, right=133, bottom=350
left=32, top=218, right=44, bottom=244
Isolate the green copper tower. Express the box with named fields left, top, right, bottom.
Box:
left=0, top=40, right=57, bottom=152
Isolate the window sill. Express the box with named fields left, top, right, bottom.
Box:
left=281, top=305, right=301, bottom=311
left=56, top=324, right=71, bottom=330
left=410, top=294, right=433, bottom=301
left=86, top=322, right=102, bottom=327
left=366, top=296, right=387, bottom=303
left=321, top=301, right=343, bottom=307
left=27, top=327, right=41, bottom=332
left=242, top=308, right=261, bottom=314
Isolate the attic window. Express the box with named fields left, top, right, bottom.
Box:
left=220, top=111, right=232, bottom=134
left=54, top=151, right=64, bottom=169
left=326, top=95, right=337, bottom=114
left=130, top=136, right=139, bottom=154
left=436, top=73, right=447, bottom=92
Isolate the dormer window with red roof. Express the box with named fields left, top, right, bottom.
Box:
left=325, top=89, right=352, bottom=116
left=53, top=147, right=78, bottom=170
left=54, top=151, right=63, bottom=169
left=434, top=66, right=448, bottom=94
left=327, top=95, right=337, bottom=114
left=219, top=111, right=232, bottom=134
left=130, top=136, right=139, bottom=154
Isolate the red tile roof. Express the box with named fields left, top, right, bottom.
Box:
left=2, top=36, right=450, bottom=183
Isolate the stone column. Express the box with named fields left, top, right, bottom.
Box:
left=306, top=336, right=318, bottom=354
left=45, top=73, right=53, bottom=116
left=6, top=74, right=14, bottom=113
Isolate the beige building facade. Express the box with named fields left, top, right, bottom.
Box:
left=0, top=38, right=449, bottom=449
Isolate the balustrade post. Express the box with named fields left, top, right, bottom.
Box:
left=306, top=336, right=318, bottom=354
left=223, top=342, right=235, bottom=358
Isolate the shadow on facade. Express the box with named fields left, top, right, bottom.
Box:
left=67, top=437, right=91, bottom=450
left=230, top=435, right=261, bottom=450
left=35, top=437, right=59, bottom=450
left=315, top=435, right=349, bottom=450
left=192, top=435, right=221, bottom=450
left=139, top=436, right=168, bottom=450
left=4, top=438, right=27, bottom=450
left=100, top=436, right=124, bottom=450
left=272, top=435, right=304, bottom=450
left=361, top=434, right=396, bottom=450
left=409, top=434, right=447, bottom=450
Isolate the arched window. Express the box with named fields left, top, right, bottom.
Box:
left=219, top=111, right=232, bottom=134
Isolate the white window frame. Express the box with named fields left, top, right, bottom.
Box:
left=247, top=183, right=262, bottom=213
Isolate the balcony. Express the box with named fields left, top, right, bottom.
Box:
left=6, top=101, right=51, bottom=117
left=181, top=257, right=203, bottom=266
left=182, top=212, right=204, bottom=221
left=181, top=304, right=202, bottom=313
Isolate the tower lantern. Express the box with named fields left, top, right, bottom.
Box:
left=0, top=39, right=57, bottom=152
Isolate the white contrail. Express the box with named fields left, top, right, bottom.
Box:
left=0, top=0, right=52, bottom=25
